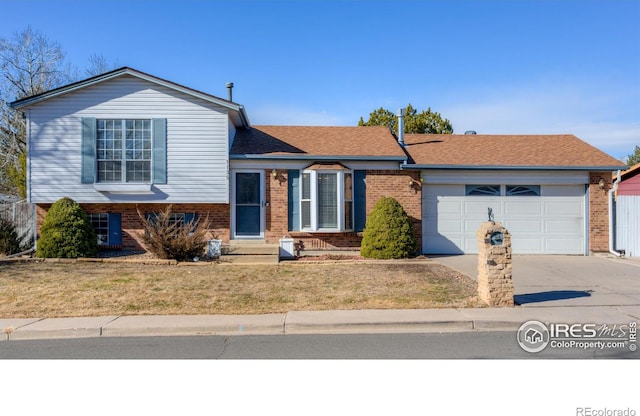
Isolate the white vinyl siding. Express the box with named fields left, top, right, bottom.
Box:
left=26, top=75, right=230, bottom=203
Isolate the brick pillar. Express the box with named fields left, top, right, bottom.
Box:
left=589, top=172, right=611, bottom=253
left=477, top=221, right=514, bottom=307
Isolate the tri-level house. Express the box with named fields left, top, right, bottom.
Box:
left=10, top=67, right=626, bottom=256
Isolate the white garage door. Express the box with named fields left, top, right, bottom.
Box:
left=422, top=184, right=586, bottom=254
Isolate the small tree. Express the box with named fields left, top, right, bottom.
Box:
left=37, top=197, right=98, bottom=258
left=0, top=217, right=26, bottom=256
left=137, top=205, right=211, bottom=261
left=360, top=197, right=418, bottom=259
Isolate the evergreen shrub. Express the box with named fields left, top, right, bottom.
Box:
left=0, top=218, right=26, bottom=256
left=360, top=196, right=417, bottom=259
left=37, top=197, right=98, bottom=258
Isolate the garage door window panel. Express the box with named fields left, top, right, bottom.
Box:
left=465, top=185, right=500, bottom=196
left=506, top=185, right=540, bottom=196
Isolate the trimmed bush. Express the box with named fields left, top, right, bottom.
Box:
left=37, top=197, right=98, bottom=258
left=137, top=205, right=211, bottom=261
left=360, top=196, right=418, bottom=259
left=0, top=218, right=26, bottom=256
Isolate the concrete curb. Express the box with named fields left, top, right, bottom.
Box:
left=2, top=305, right=638, bottom=341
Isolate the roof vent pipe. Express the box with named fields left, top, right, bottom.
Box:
left=397, top=108, right=405, bottom=146
left=226, top=82, right=234, bottom=101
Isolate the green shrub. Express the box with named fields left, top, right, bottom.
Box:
left=137, top=205, right=211, bottom=261
left=37, top=197, right=98, bottom=258
left=360, top=196, right=418, bottom=259
left=0, top=218, right=26, bottom=256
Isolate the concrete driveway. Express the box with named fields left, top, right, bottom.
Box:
left=431, top=255, right=640, bottom=308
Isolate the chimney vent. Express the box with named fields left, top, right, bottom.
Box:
left=397, top=108, right=405, bottom=146
left=226, top=82, right=234, bottom=101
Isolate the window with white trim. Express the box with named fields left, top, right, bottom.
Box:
left=97, top=119, right=151, bottom=183
left=300, top=170, right=353, bottom=231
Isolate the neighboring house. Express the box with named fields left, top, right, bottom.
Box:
left=10, top=67, right=626, bottom=256
left=613, top=163, right=640, bottom=257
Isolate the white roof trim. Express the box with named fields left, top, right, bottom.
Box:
left=10, top=67, right=251, bottom=127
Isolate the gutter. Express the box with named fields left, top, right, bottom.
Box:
left=231, top=154, right=407, bottom=162
left=400, top=164, right=628, bottom=171
left=609, top=170, right=623, bottom=257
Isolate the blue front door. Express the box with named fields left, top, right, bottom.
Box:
left=235, top=172, right=262, bottom=237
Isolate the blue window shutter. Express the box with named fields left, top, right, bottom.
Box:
left=108, top=213, right=122, bottom=246
left=354, top=170, right=366, bottom=232
left=288, top=170, right=300, bottom=231
left=152, top=118, right=167, bottom=184
left=81, top=117, right=96, bottom=183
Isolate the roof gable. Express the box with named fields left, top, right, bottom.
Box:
left=403, top=134, right=626, bottom=170
left=10, top=67, right=250, bottom=128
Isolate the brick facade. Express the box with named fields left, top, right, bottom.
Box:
left=36, top=203, right=230, bottom=251
left=35, top=170, right=608, bottom=255
left=588, top=171, right=611, bottom=253
left=267, top=169, right=423, bottom=251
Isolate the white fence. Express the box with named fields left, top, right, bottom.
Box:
left=0, top=200, right=35, bottom=250
left=615, top=195, right=640, bottom=257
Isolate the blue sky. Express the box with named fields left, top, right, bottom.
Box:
left=3, top=0, right=639, bottom=160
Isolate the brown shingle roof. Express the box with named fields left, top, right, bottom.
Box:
left=403, top=134, right=626, bottom=169
left=231, top=125, right=406, bottom=158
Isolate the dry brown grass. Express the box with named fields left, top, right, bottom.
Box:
left=0, top=260, right=483, bottom=318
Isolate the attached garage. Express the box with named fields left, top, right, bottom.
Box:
left=420, top=171, right=588, bottom=255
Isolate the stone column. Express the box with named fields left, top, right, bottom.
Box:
left=477, top=221, right=514, bottom=307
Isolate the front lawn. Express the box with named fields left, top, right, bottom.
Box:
left=0, top=260, right=482, bottom=318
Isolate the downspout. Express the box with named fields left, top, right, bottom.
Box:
left=609, top=170, right=622, bottom=257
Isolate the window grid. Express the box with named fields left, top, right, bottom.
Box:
left=506, top=185, right=541, bottom=196
left=300, top=170, right=353, bottom=232
left=97, top=119, right=151, bottom=183
left=465, top=185, right=501, bottom=196
left=88, top=213, right=109, bottom=245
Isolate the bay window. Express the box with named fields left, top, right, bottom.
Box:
left=300, top=169, right=353, bottom=232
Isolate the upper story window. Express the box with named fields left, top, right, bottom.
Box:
left=96, top=119, right=151, bottom=183
left=300, top=169, right=353, bottom=232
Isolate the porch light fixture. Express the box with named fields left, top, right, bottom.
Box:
left=272, top=169, right=278, bottom=179
left=598, top=178, right=606, bottom=190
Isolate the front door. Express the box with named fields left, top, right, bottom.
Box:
left=233, top=171, right=264, bottom=238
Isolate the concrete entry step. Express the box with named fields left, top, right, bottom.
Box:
left=222, top=243, right=279, bottom=256
left=221, top=240, right=280, bottom=263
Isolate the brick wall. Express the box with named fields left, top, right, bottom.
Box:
left=366, top=170, right=422, bottom=249
left=588, top=171, right=611, bottom=253
left=279, top=169, right=423, bottom=251
left=35, top=169, right=423, bottom=253
left=265, top=169, right=289, bottom=242
left=36, top=202, right=230, bottom=251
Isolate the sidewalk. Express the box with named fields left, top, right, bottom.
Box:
left=2, top=305, right=639, bottom=341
